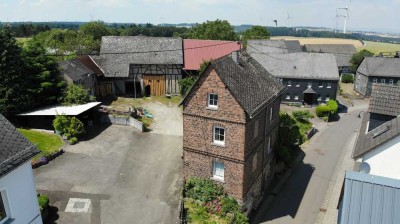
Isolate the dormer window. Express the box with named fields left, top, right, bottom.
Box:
left=208, top=93, right=218, bottom=109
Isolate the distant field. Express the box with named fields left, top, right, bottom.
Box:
left=271, top=36, right=400, bottom=55
left=357, top=41, right=400, bottom=54
left=271, top=36, right=363, bottom=47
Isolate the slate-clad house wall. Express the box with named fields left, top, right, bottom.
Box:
left=354, top=57, right=400, bottom=96
left=94, top=36, right=183, bottom=97
left=181, top=51, right=285, bottom=211
left=247, top=49, right=340, bottom=105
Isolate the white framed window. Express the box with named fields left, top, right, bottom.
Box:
left=307, top=82, right=312, bottom=88
left=381, top=79, right=386, bottom=84
left=325, top=95, right=330, bottom=101
left=286, top=93, right=290, bottom=100
left=0, top=190, right=11, bottom=223
left=267, top=137, right=272, bottom=154
left=213, top=126, right=225, bottom=146
left=287, top=80, right=292, bottom=87
left=373, top=78, right=377, bottom=84
left=294, top=94, right=299, bottom=100
left=212, top=160, right=224, bottom=181
left=269, top=106, right=273, bottom=122
left=208, top=93, right=218, bottom=109
left=317, top=94, right=322, bottom=101
left=254, top=120, right=259, bottom=139
left=318, top=82, right=323, bottom=88
left=295, top=82, right=300, bottom=87
left=327, top=83, right=332, bottom=88
left=389, top=79, right=394, bottom=85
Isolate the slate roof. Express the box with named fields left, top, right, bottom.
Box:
left=183, top=39, right=241, bottom=70
left=248, top=51, right=340, bottom=80
left=339, top=171, right=400, bottom=224
left=353, top=84, right=400, bottom=158
left=369, top=84, right=400, bottom=116
left=247, top=40, right=303, bottom=54
left=303, top=44, right=356, bottom=67
left=0, top=114, right=40, bottom=178
left=357, top=57, right=400, bottom=77
left=60, top=58, right=95, bottom=82
left=77, top=55, right=104, bottom=76
left=96, top=36, right=183, bottom=77
left=182, top=51, right=285, bottom=118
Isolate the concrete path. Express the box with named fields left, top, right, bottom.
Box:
left=251, top=100, right=368, bottom=224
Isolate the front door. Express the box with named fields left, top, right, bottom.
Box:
left=303, top=93, right=314, bottom=105
left=143, top=75, right=166, bottom=96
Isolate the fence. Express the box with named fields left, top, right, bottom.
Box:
left=179, top=180, right=187, bottom=224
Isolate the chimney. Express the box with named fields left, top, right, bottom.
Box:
left=231, top=51, right=239, bottom=64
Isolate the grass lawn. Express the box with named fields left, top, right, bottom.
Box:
left=357, top=41, right=400, bottom=54
left=18, top=128, right=64, bottom=160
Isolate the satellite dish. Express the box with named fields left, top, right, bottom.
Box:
left=359, top=162, right=371, bottom=174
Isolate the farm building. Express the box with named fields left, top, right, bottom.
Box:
left=303, top=44, right=356, bottom=74
left=181, top=51, right=285, bottom=212
left=354, top=56, right=400, bottom=96
left=247, top=39, right=303, bottom=54
left=247, top=49, right=339, bottom=105
left=183, top=39, right=241, bottom=73
left=93, top=36, right=183, bottom=97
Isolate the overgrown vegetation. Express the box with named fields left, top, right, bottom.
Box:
left=179, top=77, right=195, bottom=95
left=350, top=49, right=374, bottom=73
left=38, top=194, right=50, bottom=213
left=53, top=114, right=85, bottom=142
left=184, top=178, right=248, bottom=224
left=18, top=128, right=64, bottom=160
left=62, top=84, right=93, bottom=105
left=341, top=74, right=354, bottom=83
left=315, top=100, right=339, bottom=120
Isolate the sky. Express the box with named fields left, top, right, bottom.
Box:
left=0, top=0, right=399, bottom=33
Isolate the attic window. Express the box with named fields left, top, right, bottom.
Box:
left=208, top=93, right=218, bottom=109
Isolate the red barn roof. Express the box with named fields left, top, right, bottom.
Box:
left=183, top=39, right=241, bottom=71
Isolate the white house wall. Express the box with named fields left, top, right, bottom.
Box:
left=363, top=135, right=400, bottom=179
left=0, top=162, right=42, bottom=224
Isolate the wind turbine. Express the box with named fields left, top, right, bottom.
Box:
left=333, top=9, right=346, bottom=33
left=338, top=0, right=352, bottom=33
left=286, top=12, right=293, bottom=27
left=273, top=20, right=278, bottom=27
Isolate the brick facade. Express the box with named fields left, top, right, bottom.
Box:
left=183, top=67, right=282, bottom=210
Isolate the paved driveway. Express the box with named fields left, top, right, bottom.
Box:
left=35, top=113, right=183, bottom=223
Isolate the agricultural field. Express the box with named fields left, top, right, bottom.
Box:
left=271, top=36, right=400, bottom=55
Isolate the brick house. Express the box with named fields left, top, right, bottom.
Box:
left=181, top=51, right=285, bottom=211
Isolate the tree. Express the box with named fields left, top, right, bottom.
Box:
left=22, top=39, right=66, bottom=108
left=80, top=21, right=111, bottom=41
left=186, top=20, right=238, bottom=41
left=0, top=27, right=30, bottom=116
left=242, top=26, right=270, bottom=41
left=350, top=49, right=374, bottom=73
left=62, top=84, right=91, bottom=105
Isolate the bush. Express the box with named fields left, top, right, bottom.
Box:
left=341, top=73, right=354, bottom=83
left=185, top=178, right=224, bottom=203
left=178, top=77, right=195, bottom=95
left=68, top=117, right=85, bottom=138
left=316, top=100, right=338, bottom=118
left=53, top=114, right=70, bottom=134
left=221, top=196, right=240, bottom=215
left=38, top=194, right=49, bottom=213
left=62, top=84, right=91, bottom=105
left=292, top=110, right=314, bottom=123
left=53, top=115, right=85, bottom=141
left=69, top=137, right=78, bottom=145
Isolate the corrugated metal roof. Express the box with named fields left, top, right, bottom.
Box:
left=18, top=102, right=101, bottom=116
left=183, top=39, right=241, bottom=71
left=339, top=171, right=400, bottom=224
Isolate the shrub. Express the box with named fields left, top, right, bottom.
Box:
left=221, top=196, right=240, bottom=215
left=327, top=99, right=338, bottom=114
left=62, top=84, right=91, bottom=105
left=53, top=114, right=70, bottom=134
left=187, top=203, right=210, bottom=223
left=68, top=117, right=85, bottom=138
left=69, top=137, right=78, bottom=145
left=38, top=194, right=49, bottom=213
left=292, top=110, right=314, bottom=123
left=316, top=100, right=338, bottom=118
left=178, top=77, right=195, bottom=95
left=185, top=178, right=224, bottom=203
left=341, top=73, right=354, bottom=83
left=233, top=212, right=249, bottom=224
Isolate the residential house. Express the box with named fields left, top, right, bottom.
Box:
left=247, top=40, right=303, bottom=54
left=352, top=84, right=400, bottom=180
left=247, top=49, right=339, bottom=105
left=354, top=56, right=400, bottom=96
left=183, top=39, right=241, bottom=74
left=93, top=36, right=183, bottom=97
left=181, top=51, right=285, bottom=211
left=338, top=171, right=400, bottom=224
left=0, top=114, right=42, bottom=224
left=303, top=44, right=356, bottom=74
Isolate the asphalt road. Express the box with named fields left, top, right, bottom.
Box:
left=251, top=102, right=367, bottom=224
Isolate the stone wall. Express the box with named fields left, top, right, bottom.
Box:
left=100, top=115, right=143, bottom=132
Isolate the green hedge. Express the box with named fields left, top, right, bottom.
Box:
left=316, top=100, right=338, bottom=118
left=341, top=73, right=354, bottom=83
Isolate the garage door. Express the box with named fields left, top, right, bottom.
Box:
left=143, top=75, right=166, bottom=96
